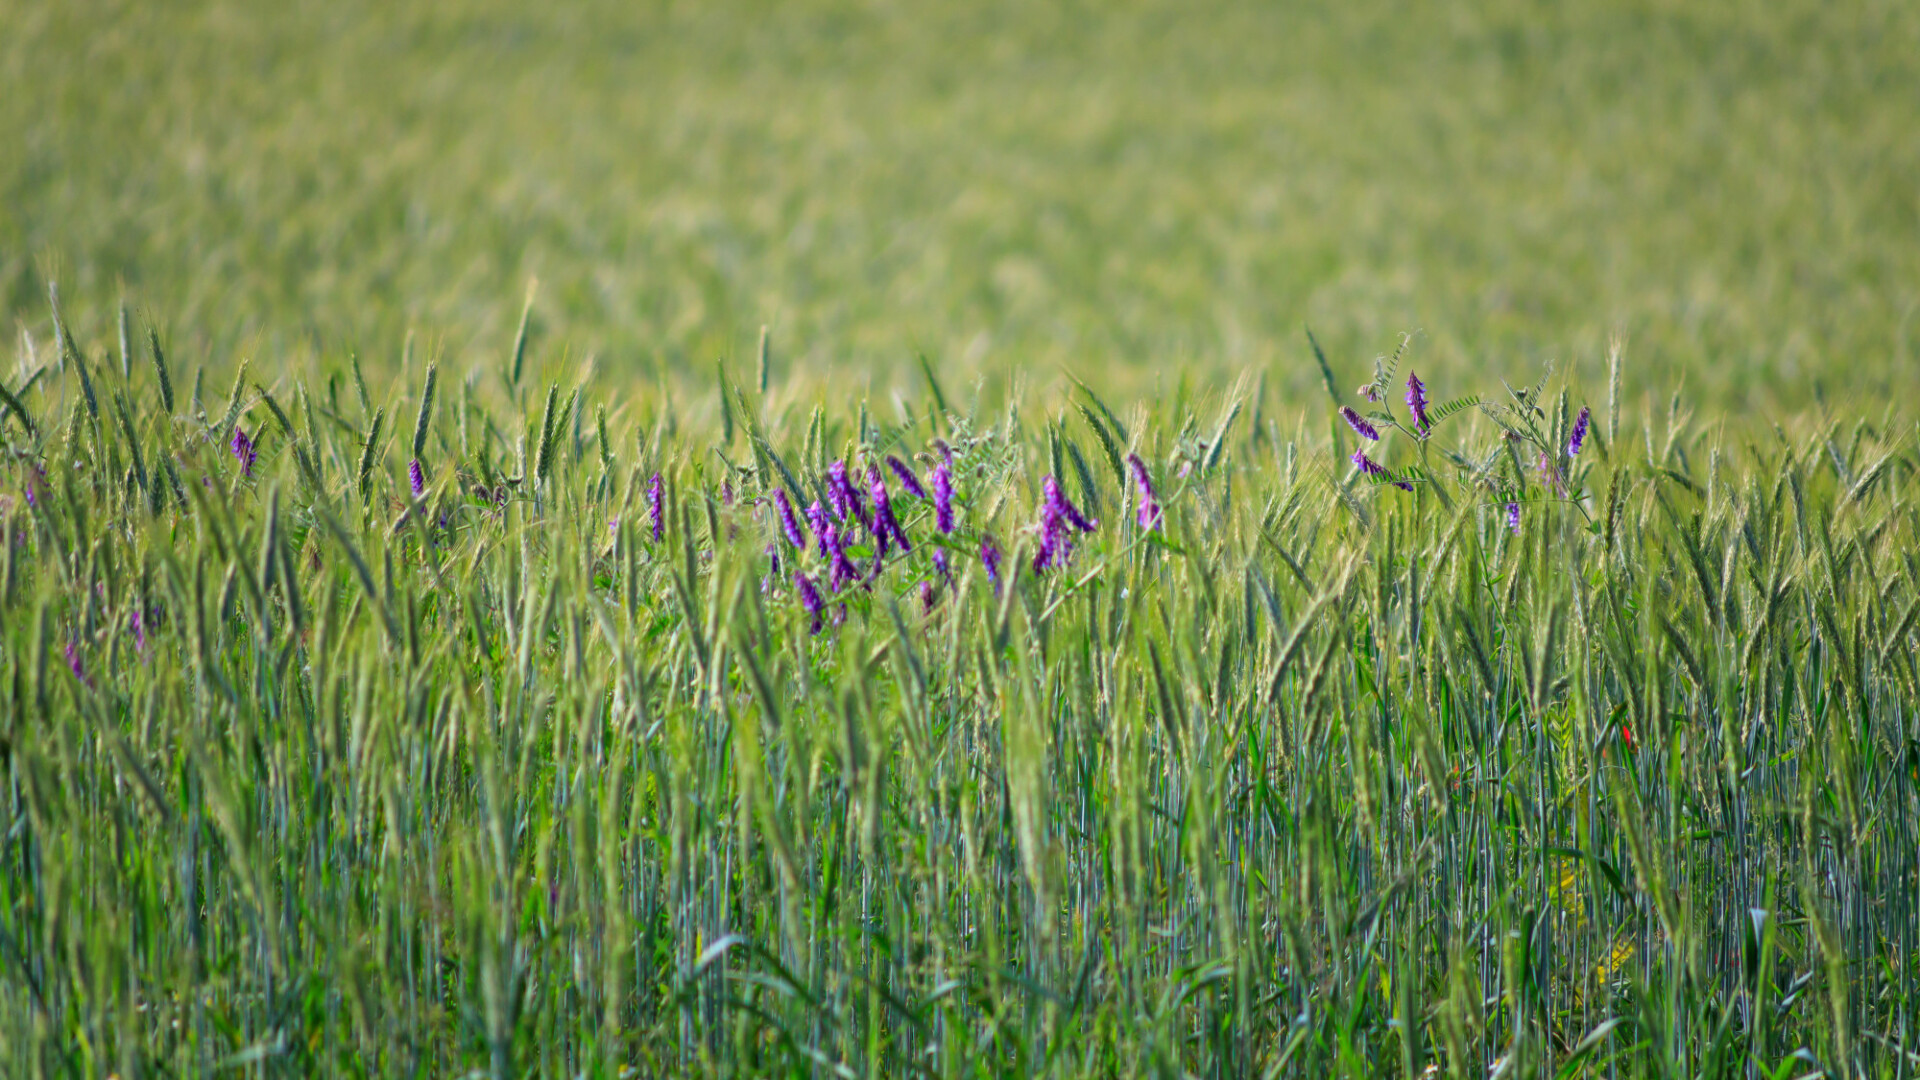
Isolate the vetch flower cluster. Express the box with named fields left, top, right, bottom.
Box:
left=1033, top=475, right=1097, bottom=573
left=1127, top=453, right=1161, bottom=530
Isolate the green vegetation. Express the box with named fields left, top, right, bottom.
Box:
left=6, top=0, right=1920, bottom=1075
left=6, top=0, right=1919, bottom=406
left=1, top=302, right=1918, bottom=1075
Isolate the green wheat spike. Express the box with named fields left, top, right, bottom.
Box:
left=146, top=326, right=174, bottom=413
left=357, top=406, right=385, bottom=502
left=411, top=361, right=437, bottom=460
left=757, top=325, right=771, bottom=395
left=534, top=383, right=560, bottom=484
left=509, top=279, right=536, bottom=391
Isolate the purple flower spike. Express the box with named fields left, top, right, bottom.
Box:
left=920, top=580, right=938, bottom=613
left=1352, top=450, right=1413, bottom=492
left=794, top=571, right=825, bottom=634
left=932, top=546, right=952, bottom=581
left=773, top=488, right=807, bottom=549
left=1569, top=406, right=1591, bottom=457
left=869, top=467, right=911, bottom=553
left=827, top=461, right=869, bottom=528
left=647, top=473, right=664, bottom=541
left=66, top=641, right=92, bottom=688
left=887, top=455, right=928, bottom=499
left=24, top=466, right=42, bottom=510
left=1033, top=475, right=1095, bottom=573
left=1126, top=453, right=1162, bottom=530
left=1506, top=501, right=1522, bottom=534
left=807, top=500, right=831, bottom=557
left=131, top=609, right=147, bottom=654
left=1339, top=407, right=1380, bottom=442
left=980, top=536, right=1002, bottom=592
left=825, top=524, right=859, bottom=593
left=230, top=426, right=257, bottom=477
left=930, top=461, right=955, bottom=534
left=1048, top=476, right=1097, bottom=533
left=409, top=459, right=425, bottom=497
left=1406, top=371, right=1430, bottom=432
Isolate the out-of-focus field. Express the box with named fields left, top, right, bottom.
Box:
left=5, top=0, right=1918, bottom=407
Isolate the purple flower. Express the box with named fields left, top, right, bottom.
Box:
left=930, top=462, right=955, bottom=534
left=1053, top=476, right=1097, bottom=532
left=230, top=426, right=257, bottom=477
left=408, top=459, right=425, bottom=497
left=648, top=473, right=664, bottom=541
left=920, top=580, right=938, bottom=613
left=1340, top=407, right=1380, bottom=442
left=887, top=455, right=928, bottom=499
left=980, top=536, right=1002, bottom=592
left=763, top=542, right=782, bottom=580
left=1033, top=475, right=1097, bottom=573
left=807, top=500, right=831, bottom=557
left=130, top=609, right=147, bottom=655
left=824, top=524, right=859, bottom=592
left=932, top=546, right=952, bottom=582
left=721, top=480, right=734, bottom=506
left=773, top=488, right=807, bottom=549
left=1352, top=450, right=1412, bottom=492
left=23, top=466, right=42, bottom=510
left=1405, top=371, right=1430, bottom=431
left=869, top=467, right=911, bottom=554
left=827, top=461, right=869, bottom=528
left=65, top=641, right=92, bottom=688
left=1506, top=501, right=1522, bottom=534
left=1569, top=406, right=1591, bottom=457
left=794, top=571, right=825, bottom=634
left=1126, top=453, right=1162, bottom=530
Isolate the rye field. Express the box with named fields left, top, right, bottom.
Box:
left=4, top=0, right=1920, bottom=1076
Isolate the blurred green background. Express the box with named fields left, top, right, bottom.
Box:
left=5, top=0, right=1917, bottom=408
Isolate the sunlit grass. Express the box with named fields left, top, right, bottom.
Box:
left=2, top=293, right=1916, bottom=1075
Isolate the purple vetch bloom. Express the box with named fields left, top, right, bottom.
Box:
left=932, top=546, right=952, bottom=582
left=773, top=488, right=807, bottom=549
left=1568, top=406, right=1591, bottom=457
left=794, top=571, right=825, bottom=634
left=869, top=467, right=911, bottom=554
left=1051, top=475, right=1097, bottom=533
left=1405, top=371, right=1430, bottom=431
left=647, top=473, right=664, bottom=541
left=930, top=461, right=955, bottom=534
left=130, top=608, right=147, bottom=655
left=1339, top=407, right=1380, bottom=442
left=65, top=641, right=92, bottom=688
left=230, top=426, right=257, bottom=477
left=721, top=480, right=734, bottom=506
left=826, top=461, right=869, bottom=528
left=980, top=536, right=1002, bottom=591
left=409, top=459, right=425, bottom=497
left=1033, top=475, right=1097, bottom=573
left=887, top=455, right=928, bottom=499
left=23, top=465, right=43, bottom=509
left=807, top=500, right=831, bottom=557
left=1126, top=453, right=1162, bottom=530
left=1506, top=501, right=1522, bottom=534
left=920, top=580, right=938, bottom=613
left=824, top=524, right=859, bottom=592
left=1352, top=450, right=1413, bottom=492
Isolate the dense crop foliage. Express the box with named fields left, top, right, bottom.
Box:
left=3, top=298, right=1918, bottom=1077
